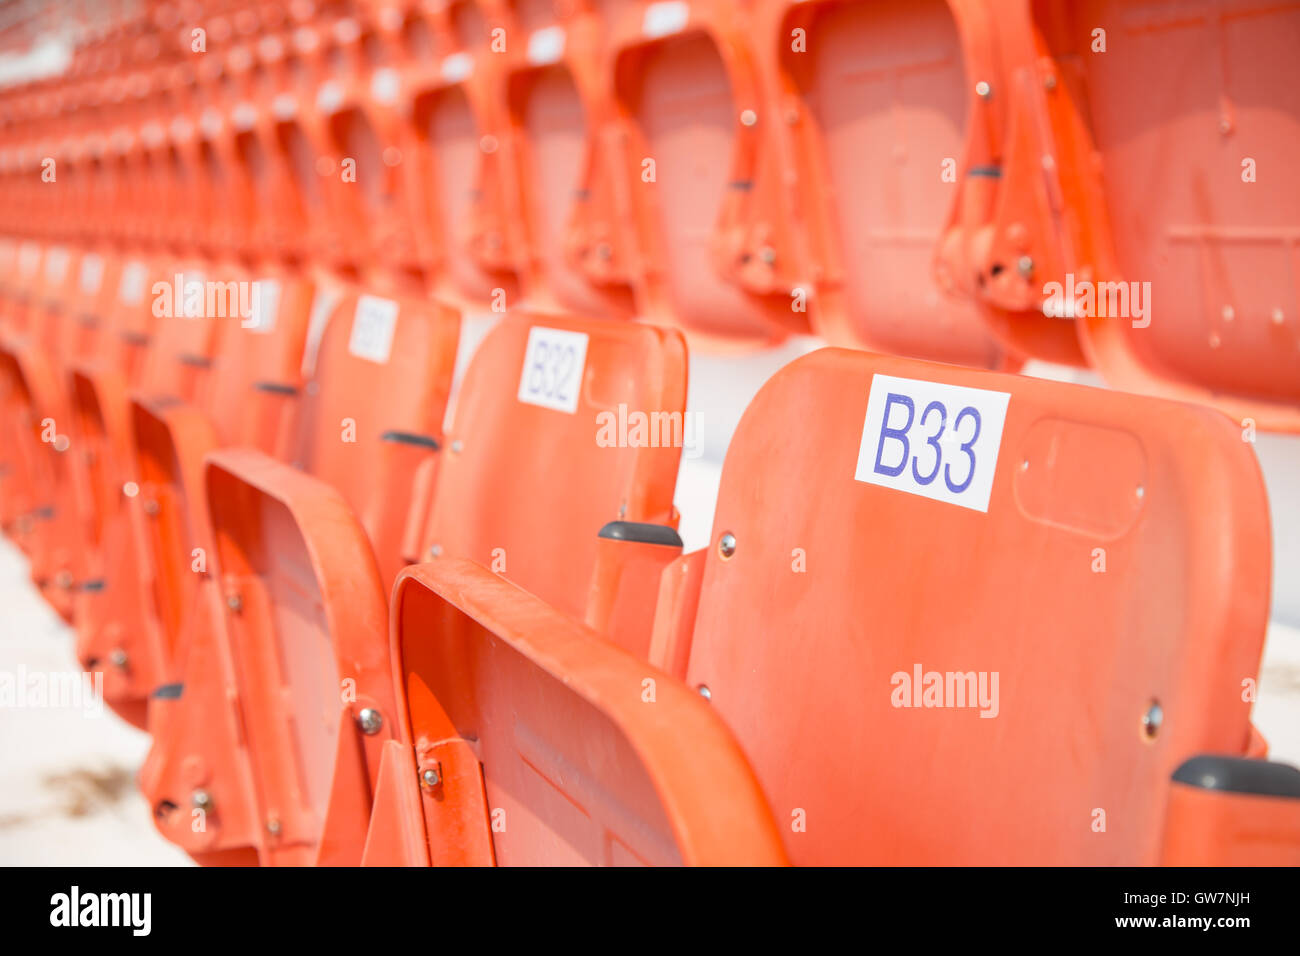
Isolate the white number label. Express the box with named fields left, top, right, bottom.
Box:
left=118, top=261, right=148, bottom=305
left=440, top=52, right=472, bottom=84
left=80, top=254, right=104, bottom=294
left=643, top=1, right=689, bottom=37
left=370, top=68, right=400, bottom=105
left=272, top=93, right=297, bottom=120
left=527, top=26, right=565, bottom=65
left=45, top=247, right=70, bottom=284
left=244, top=279, right=281, bottom=332
left=855, top=374, right=1010, bottom=513
left=517, top=327, right=589, bottom=414
left=19, top=242, right=40, bottom=276
left=315, top=81, right=343, bottom=114
left=348, top=294, right=399, bottom=364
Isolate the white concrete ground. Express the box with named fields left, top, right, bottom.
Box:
left=0, top=537, right=193, bottom=865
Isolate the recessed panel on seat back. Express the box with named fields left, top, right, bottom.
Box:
left=686, top=348, right=1270, bottom=864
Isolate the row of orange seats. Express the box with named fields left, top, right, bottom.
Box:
left=1, top=0, right=1298, bottom=866
left=4, top=236, right=1298, bottom=864
left=3, top=0, right=1299, bottom=423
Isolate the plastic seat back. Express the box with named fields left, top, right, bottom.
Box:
left=683, top=348, right=1270, bottom=864
left=606, top=1, right=806, bottom=346
left=767, top=0, right=1011, bottom=368
left=134, top=265, right=224, bottom=402
left=59, top=251, right=118, bottom=365
left=6, top=239, right=43, bottom=333
left=197, top=276, right=315, bottom=450
left=138, top=289, right=460, bottom=865
left=410, top=50, right=522, bottom=307
left=1035, top=0, right=1300, bottom=429
left=378, top=313, right=726, bottom=866
left=282, top=290, right=460, bottom=574
left=64, top=255, right=159, bottom=543
left=62, top=264, right=232, bottom=713
left=310, top=8, right=436, bottom=281
left=131, top=276, right=314, bottom=664
left=0, top=243, right=77, bottom=499
left=0, top=238, right=17, bottom=325
left=195, top=307, right=681, bottom=867
left=418, top=312, right=686, bottom=620
left=269, top=116, right=336, bottom=264
left=6, top=246, right=99, bottom=610
left=101, top=257, right=158, bottom=384
left=31, top=244, right=76, bottom=351
left=500, top=5, right=637, bottom=316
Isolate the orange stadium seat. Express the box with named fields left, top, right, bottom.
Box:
left=1032, top=0, right=1300, bottom=431
left=0, top=242, right=61, bottom=544
left=7, top=246, right=111, bottom=616
left=370, top=558, right=786, bottom=865
left=70, top=264, right=225, bottom=722
left=405, top=6, right=522, bottom=308
left=747, top=0, right=1058, bottom=368
left=368, top=347, right=1297, bottom=864
left=188, top=312, right=684, bottom=865
left=141, top=290, right=459, bottom=863
left=128, top=276, right=313, bottom=702
left=671, top=348, right=1282, bottom=863
left=601, top=0, right=810, bottom=348
left=497, top=2, right=640, bottom=317
left=1, top=0, right=1298, bottom=873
